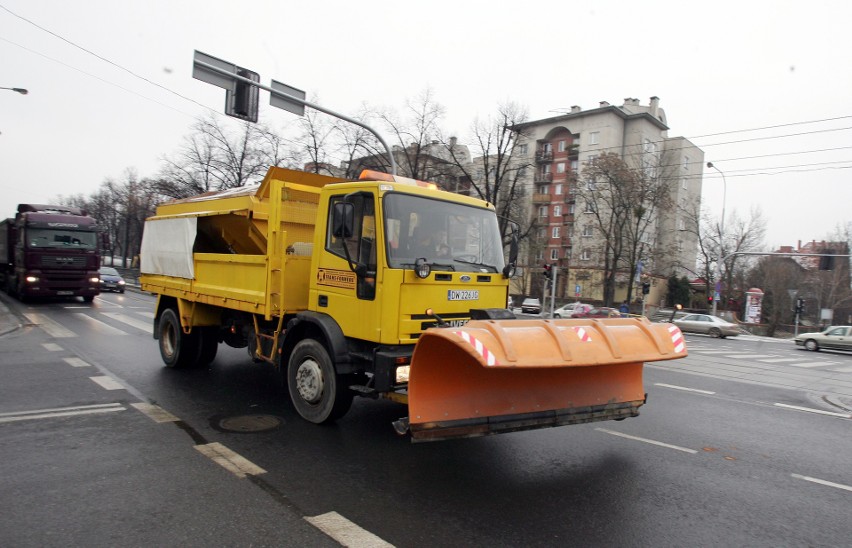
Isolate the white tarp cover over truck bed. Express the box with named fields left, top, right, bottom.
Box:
left=140, top=217, right=197, bottom=279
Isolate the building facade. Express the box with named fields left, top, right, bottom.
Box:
left=512, top=97, right=703, bottom=306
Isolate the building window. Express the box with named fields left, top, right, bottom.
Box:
left=587, top=154, right=597, bottom=165
left=538, top=206, right=548, bottom=218
left=535, top=250, right=543, bottom=262
left=681, top=177, right=687, bottom=190
left=555, top=184, right=563, bottom=195
left=584, top=201, right=596, bottom=213
left=542, top=142, right=553, bottom=153
left=581, top=249, right=591, bottom=261
left=571, top=160, right=579, bottom=171
left=552, top=226, right=560, bottom=239
left=558, top=140, right=566, bottom=152
left=518, top=144, right=528, bottom=155
left=568, top=203, right=576, bottom=215
left=553, top=205, right=561, bottom=216
left=678, top=218, right=686, bottom=231
left=538, top=227, right=546, bottom=239
left=586, top=178, right=597, bottom=191
left=589, top=131, right=599, bottom=145
left=556, top=162, right=566, bottom=173
left=582, top=225, right=594, bottom=237
left=683, top=156, right=689, bottom=171
left=550, top=248, right=559, bottom=261
left=538, top=184, right=550, bottom=195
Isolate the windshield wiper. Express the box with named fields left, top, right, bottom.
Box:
left=453, top=257, right=498, bottom=273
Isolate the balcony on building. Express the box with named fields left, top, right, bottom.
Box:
left=532, top=193, right=552, bottom=204
left=562, top=236, right=572, bottom=247
left=535, top=150, right=553, bottom=163
left=533, top=172, right=553, bottom=183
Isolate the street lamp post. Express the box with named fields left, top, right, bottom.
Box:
left=706, top=161, right=727, bottom=317
left=1, top=87, right=28, bottom=95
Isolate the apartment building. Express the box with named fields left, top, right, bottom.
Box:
left=512, top=97, right=703, bottom=304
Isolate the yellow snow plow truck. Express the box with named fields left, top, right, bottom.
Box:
left=140, top=167, right=687, bottom=442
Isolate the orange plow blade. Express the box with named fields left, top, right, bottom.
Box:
left=406, top=318, right=687, bottom=442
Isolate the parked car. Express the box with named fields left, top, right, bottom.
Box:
left=673, top=313, right=741, bottom=338
left=794, top=326, right=852, bottom=352
left=571, top=306, right=620, bottom=319
left=521, top=298, right=542, bottom=314
left=553, top=302, right=591, bottom=318
left=98, top=266, right=126, bottom=293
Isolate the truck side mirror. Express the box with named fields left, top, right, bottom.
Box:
left=332, top=202, right=355, bottom=239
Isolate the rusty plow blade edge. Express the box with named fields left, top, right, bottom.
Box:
left=405, top=318, right=687, bottom=442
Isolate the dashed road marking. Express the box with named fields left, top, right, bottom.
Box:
left=306, top=511, right=395, bottom=548
left=195, top=442, right=266, bottom=478
left=74, top=313, right=128, bottom=335
left=62, top=357, right=91, bottom=368
left=135, top=311, right=155, bottom=319
left=41, top=343, right=63, bottom=352
left=654, top=383, right=716, bottom=395
left=774, top=403, right=851, bottom=418
left=23, top=313, right=75, bottom=338
left=131, top=403, right=180, bottom=423
left=0, top=403, right=125, bottom=423
left=791, top=474, right=852, bottom=492
left=759, top=358, right=800, bottom=363
left=101, top=312, right=151, bottom=333
left=831, top=366, right=852, bottom=373
left=89, top=375, right=125, bottom=390
left=595, top=428, right=698, bottom=454
left=724, top=354, right=776, bottom=359
left=788, top=361, right=833, bottom=368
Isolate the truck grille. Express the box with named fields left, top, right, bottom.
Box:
left=41, top=256, right=86, bottom=268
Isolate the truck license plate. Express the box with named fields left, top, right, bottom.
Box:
left=447, top=289, right=479, bottom=301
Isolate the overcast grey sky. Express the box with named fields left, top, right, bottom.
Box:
left=2, top=0, right=850, bottom=249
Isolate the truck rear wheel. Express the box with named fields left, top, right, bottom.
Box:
left=158, top=308, right=200, bottom=368
left=197, top=327, right=219, bottom=365
left=287, top=339, right=353, bottom=424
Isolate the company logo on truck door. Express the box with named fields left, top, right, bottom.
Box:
left=317, top=269, right=356, bottom=289
left=447, top=289, right=479, bottom=301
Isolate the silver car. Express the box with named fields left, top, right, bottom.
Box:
left=673, top=313, right=741, bottom=338
left=794, top=326, right=852, bottom=352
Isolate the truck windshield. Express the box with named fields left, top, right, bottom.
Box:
left=26, top=228, right=98, bottom=250
left=383, top=193, right=505, bottom=273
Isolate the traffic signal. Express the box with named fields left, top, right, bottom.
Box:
left=543, top=263, right=552, bottom=280
left=642, top=282, right=650, bottom=295
left=795, top=298, right=805, bottom=314
left=707, top=295, right=714, bottom=304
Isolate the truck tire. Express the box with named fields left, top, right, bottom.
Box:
left=158, top=308, right=200, bottom=368
left=287, top=339, right=353, bottom=424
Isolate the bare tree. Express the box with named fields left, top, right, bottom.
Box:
left=376, top=87, right=446, bottom=179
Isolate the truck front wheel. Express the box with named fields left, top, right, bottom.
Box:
left=287, top=339, right=353, bottom=424
left=158, top=308, right=200, bottom=368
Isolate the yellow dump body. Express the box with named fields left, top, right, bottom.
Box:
left=140, top=168, right=344, bottom=320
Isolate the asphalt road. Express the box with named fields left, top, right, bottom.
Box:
left=1, top=292, right=850, bottom=547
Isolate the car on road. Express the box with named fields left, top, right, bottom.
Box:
left=521, top=298, right=542, bottom=314
left=673, top=313, right=741, bottom=338
left=794, top=325, right=852, bottom=352
left=553, top=302, right=591, bottom=318
left=98, top=266, right=126, bottom=293
left=571, top=306, right=621, bottom=319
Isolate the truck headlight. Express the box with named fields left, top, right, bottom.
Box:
left=395, top=365, right=410, bottom=384
left=414, top=258, right=431, bottom=279
left=25, top=276, right=39, bottom=283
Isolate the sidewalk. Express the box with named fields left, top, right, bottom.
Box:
left=0, top=295, right=21, bottom=336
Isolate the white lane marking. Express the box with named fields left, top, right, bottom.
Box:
left=41, top=343, right=63, bottom=352
left=23, top=313, right=75, bottom=338
left=760, top=358, right=801, bottom=363
left=791, top=474, right=852, bottom=493
left=90, top=376, right=125, bottom=390
left=62, top=357, right=91, bottom=368
left=724, top=354, right=777, bottom=359
left=135, top=311, right=155, bottom=319
left=831, top=366, right=852, bottom=372
left=788, top=362, right=832, bottom=368
left=774, top=403, right=852, bottom=418
left=101, top=312, right=151, bottom=332
left=195, top=442, right=266, bottom=478
left=654, top=383, right=716, bottom=395
left=131, top=403, right=179, bottom=423
left=690, top=350, right=731, bottom=354
left=595, top=428, right=698, bottom=454
left=73, top=313, right=128, bottom=335
left=0, top=403, right=125, bottom=423
left=306, top=511, right=395, bottom=548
